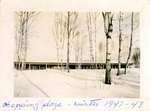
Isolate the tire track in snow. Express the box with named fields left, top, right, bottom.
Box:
left=22, top=73, right=49, bottom=97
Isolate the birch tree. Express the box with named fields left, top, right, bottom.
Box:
left=53, top=13, right=66, bottom=69
left=86, top=13, right=94, bottom=63
left=66, top=12, right=70, bottom=72
left=117, top=12, right=123, bottom=76
left=124, top=12, right=134, bottom=74
left=66, top=12, right=78, bottom=72
left=92, top=12, right=99, bottom=69
left=102, top=12, right=113, bottom=84
left=15, top=11, right=38, bottom=70
left=71, top=29, right=81, bottom=68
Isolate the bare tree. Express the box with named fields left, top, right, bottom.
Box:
left=66, top=12, right=78, bottom=72
left=15, top=11, right=38, bottom=70
left=66, top=12, right=70, bottom=72
left=71, top=29, right=80, bottom=67
left=86, top=13, right=94, bottom=63
left=92, top=12, right=99, bottom=69
left=53, top=13, right=66, bottom=69
left=117, top=12, right=123, bottom=76
left=102, top=12, right=113, bottom=84
left=124, top=12, right=134, bottom=74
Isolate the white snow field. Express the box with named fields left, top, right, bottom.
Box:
left=14, top=68, right=140, bottom=98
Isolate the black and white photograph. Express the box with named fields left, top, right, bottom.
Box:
left=14, top=12, right=140, bottom=98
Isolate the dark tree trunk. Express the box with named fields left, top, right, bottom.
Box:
left=117, top=12, right=122, bottom=76
left=67, top=11, right=70, bottom=73
left=105, top=37, right=112, bottom=84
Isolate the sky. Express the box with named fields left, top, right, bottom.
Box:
left=14, top=12, right=140, bottom=63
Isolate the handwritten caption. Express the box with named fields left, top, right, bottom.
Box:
left=2, top=98, right=144, bottom=111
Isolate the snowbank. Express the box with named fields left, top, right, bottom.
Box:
left=14, top=68, right=140, bottom=98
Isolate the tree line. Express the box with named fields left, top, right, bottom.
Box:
left=15, top=11, right=140, bottom=85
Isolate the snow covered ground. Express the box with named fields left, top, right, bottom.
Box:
left=14, top=68, right=140, bottom=98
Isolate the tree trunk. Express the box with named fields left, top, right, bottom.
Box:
left=87, top=13, right=94, bottom=63
left=20, top=19, right=25, bottom=71
left=56, top=46, right=60, bottom=69
left=24, top=13, right=29, bottom=70
left=102, top=12, right=113, bottom=85
left=94, top=16, right=97, bottom=69
left=124, top=12, right=134, bottom=74
left=117, top=12, right=122, bottom=76
left=79, top=45, right=83, bottom=69
left=105, top=36, right=112, bottom=84
left=67, top=12, right=70, bottom=72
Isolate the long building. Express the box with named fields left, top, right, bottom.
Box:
left=14, top=61, right=131, bottom=70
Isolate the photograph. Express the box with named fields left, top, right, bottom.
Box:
left=13, top=11, right=140, bottom=98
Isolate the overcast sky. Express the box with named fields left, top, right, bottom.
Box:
left=14, top=12, right=140, bottom=63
